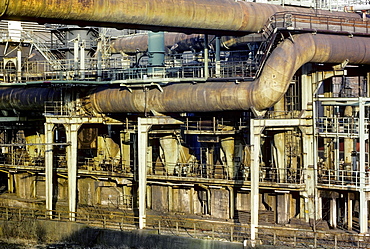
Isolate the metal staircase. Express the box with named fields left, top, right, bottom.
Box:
left=254, top=17, right=279, bottom=79
left=23, top=31, right=64, bottom=70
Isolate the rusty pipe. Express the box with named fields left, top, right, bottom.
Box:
left=111, top=33, right=263, bottom=54
left=0, top=87, right=60, bottom=111
left=111, top=33, right=207, bottom=54
left=89, top=33, right=370, bottom=113
left=0, top=34, right=370, bottom=113
left=0, top=0, right=361, bottom=34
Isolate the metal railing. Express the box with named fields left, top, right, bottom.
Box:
left=0, top=205, right=369, bottom=248
left=269, top=11, right=370, bottom=34
left=317, top=168, right=370, bottom=188
left=258, top=166, right=305, bottom=184
left=316, top=117, right=367, bottom=136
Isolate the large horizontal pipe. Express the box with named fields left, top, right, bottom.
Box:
left=0, top=34, right=369, bottom=113
left=0, top=87, right=60, bottom=111
left=111, top=33, right=263, bottom=54
left=0, top=0, right=361, bottom=34
left=111, top=33, right=206, bottom=54
left=90, top=33, right=370, bottom=113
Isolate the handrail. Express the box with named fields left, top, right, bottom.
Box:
left=0, top=205, right=368, bottom=247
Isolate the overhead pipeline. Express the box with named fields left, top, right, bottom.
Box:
left=0, top=34, right=369, bottom=113
left=89, top=33, right=370, bottom=113
left=111, top=33, right=205, bottom=54
left=0, top=0, right=361, bottom=34
left=111, top=33, right=263, bottom=54
left=0, top=87, right=60, bottom=111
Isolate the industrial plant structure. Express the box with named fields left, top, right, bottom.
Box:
left=0, top=0, right=369, bottom=247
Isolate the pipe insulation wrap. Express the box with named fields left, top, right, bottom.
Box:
left=0, top=0, right=361, bottom=34
left=90, top=33, right=370, bottom=113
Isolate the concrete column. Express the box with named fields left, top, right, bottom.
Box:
left=276, top=193, right=290, bottom=224
left=301, top=127, right=316, bottom=223
left=65, top=123, right=80, bottom=221
left=168, top=185, right=173, bottom=212
left=358, top=98, right=368, bottom=234
left=330, top=198, right=337, bottom=228
left=317, top=196, right=322, bottom=220
left=121, top=131, right=131, bottom=172
left=190, top=188, right=194, bottom=214
left=347, top=194, right=353, bottom=231
left=250, top=120, right=262, bottom=246
left=45, top=122, right=54, bottom=218
left=7, top=173, right=14, bottom=193
left=228, top=186, right=235, bottom=219
left=137, top=118, right=151, bottom=229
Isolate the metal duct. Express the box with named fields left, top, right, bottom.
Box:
left=0, top=34, right=369, bottom=113
left=111, top=33, right=206, bottom=54
left=0, top=87, right=60, bottom=111
left=0, top=0, right=361, bottom=34
left=111, top=33, right=263, bottom=54
left=89, top=33, right=370, bottom=113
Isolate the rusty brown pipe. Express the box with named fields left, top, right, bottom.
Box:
left=111, top=33, right=263, bottom=54
left=0, top=34, right=369, bottom=113
left=111, top=33, right=206, bottom=54
left=90, top=33, right=370, bottom=113
left=0, top=0, right=360, bottom=34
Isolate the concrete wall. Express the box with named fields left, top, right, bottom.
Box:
left=0, top=220, right=245, bottom=249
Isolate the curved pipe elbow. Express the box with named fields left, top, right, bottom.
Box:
left=91, top=33, right=370, bottom=114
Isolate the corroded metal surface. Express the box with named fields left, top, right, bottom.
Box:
left=111, top=33, right=263, bottom=54
left=90, top=33, right=370, bottom=113
left=0, top=87, right=59, bottom=111
left=0, top=0, right=361, bottom=34
left=0, top=34, right=370, bottom=113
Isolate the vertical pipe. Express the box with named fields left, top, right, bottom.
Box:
left=215, top=36, right=221, bottom=78
left=17, top=49, right=22, bottom=83
left=80, top=41, right=86, bottom=80
left=97, top=40, right=102, bottom=81
left=148, top=31, right=165, bottom=77
left=74, top=35, right=79, bottom=77
left=204, top=34, right=209, bottom=79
